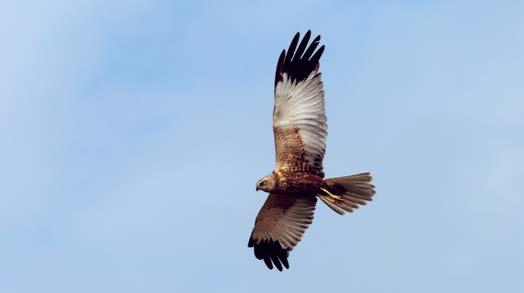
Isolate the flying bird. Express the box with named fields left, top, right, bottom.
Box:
left=248, top=31, right=375, bottom=271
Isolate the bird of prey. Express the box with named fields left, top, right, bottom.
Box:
left=248, top=31, right=375, bottom=271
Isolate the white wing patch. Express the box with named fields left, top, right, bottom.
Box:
left=273, top=71, right=327, bottom=169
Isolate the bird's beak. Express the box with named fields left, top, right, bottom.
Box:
left=256, top=186, right=260, bottom=192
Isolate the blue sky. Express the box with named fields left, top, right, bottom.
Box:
left=1, top=0, right=523, bottom=292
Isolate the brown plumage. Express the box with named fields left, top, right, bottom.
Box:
left=248, top=31, right=375, bottom=271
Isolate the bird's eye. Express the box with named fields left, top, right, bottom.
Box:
left=260, top=181, right=265, bottom=186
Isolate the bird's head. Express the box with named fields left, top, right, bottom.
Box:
left=256, top=174, right=277, bottom=193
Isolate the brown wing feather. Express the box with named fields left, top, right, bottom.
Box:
left=274, top=126, right=321, bottom=175
left=248, top=194, right=317, bottom=271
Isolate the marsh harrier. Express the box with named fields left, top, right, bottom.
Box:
left=248, top=31, right=375, bottom=271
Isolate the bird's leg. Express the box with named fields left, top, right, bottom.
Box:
left=320, top=188, right=343, bottom=203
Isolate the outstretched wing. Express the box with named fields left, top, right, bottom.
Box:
left=248, top=194, right=317, bottom=271
left=273, top=31, right=327, bottom=177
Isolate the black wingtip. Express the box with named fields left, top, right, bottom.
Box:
left=292, top=30, right=312, bottom=62
left=275, top=31, right=324, bottom=86
left=281, top=257, right=289, bottom=269
left=274, top=49, right=286, bottom=87
left=310, top=45, right=325, bottom=64
left=249, top=238, right=290, bottom=271
left=285, top=32, right=301, bottom=64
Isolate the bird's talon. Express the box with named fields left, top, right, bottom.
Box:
left=320, top=188, right=343, bottom=203
left=332, top=194, right=343, bottom=201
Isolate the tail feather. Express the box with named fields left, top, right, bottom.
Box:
left=317, top=172, right=375, bottom=215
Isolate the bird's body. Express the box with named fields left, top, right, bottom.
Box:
left=248, top=31, right=375, bottom=271
left=263, top=170, right=323, bottom=195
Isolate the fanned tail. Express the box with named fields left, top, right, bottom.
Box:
left=317, top=172, right=375, bottom=215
